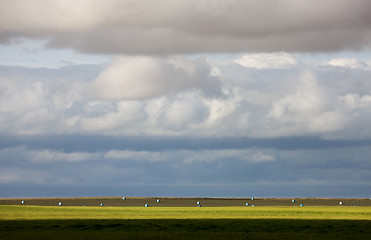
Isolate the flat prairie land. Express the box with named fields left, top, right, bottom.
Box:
left=1, top=197, right=371, bottom=240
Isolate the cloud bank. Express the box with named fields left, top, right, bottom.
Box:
left=1, top=0, right=371, bottom=54
left=1, top=53, right=371, bottom=139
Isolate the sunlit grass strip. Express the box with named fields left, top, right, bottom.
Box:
left=1, top=206, right=371, bottom=220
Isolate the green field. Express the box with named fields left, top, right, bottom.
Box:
left=1, top=205, right=371, bottom=239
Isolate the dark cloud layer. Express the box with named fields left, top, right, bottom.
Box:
left=2, top=182, right=369, bottom=198
left=1, top=0, right=371, bottom=54
left=2, top=134, right=371, bottom=153
left=1, top=134, right=370, bottom=198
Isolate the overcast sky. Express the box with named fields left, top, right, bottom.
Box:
left=1, top=0, right=371, bottom=198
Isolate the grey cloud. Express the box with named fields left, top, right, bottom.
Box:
left=1, top=0, right=371, bottom=54
left=65, top=101, right=118, bottom=118
left=0, top=167, right=48, bottom=184
left=0, top=64, right=103, bottom=134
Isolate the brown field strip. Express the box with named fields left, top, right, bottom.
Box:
left=1, top=197, right=371, bottom=207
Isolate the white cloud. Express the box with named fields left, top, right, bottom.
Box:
left=160, top=98, right=202, bottom=130
left=105, top=149, right=276, bottom=164
left=90, top=56, right=218, bottom=100
left=341, top=93, right=371, bottom=110
left=266, top=70, right=332, bottom=134
left=0, top=80, right=46, bottom=112
left=234, top=53, right=299, bottom=69
left=31, top=150, right=97, bottom=163
left=77, top=101, right=146, bottom=134
left=327, top=57, right=368, bottom=69
left=105, top=150, right=167, bottom=162
left=308, top=110, right=351, bottom=133
left=248, top=151, right=276, bottom=163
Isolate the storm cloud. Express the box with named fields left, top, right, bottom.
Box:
left=1, top=0, right=371, bottom=54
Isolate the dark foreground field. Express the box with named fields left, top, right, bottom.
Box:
left=1, top=219, right=371, bottom=240
left=1, top=196, right=371, bottom=207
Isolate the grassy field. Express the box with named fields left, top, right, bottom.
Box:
left=1, top=205, right=371, bottom=239
left=1, top=199, right=371, bottom=239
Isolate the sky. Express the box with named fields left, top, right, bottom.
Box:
left=1, top=0, right=371, bottom=198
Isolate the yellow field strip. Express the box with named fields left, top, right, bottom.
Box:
left=1, top=205, right=371, bottom=221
